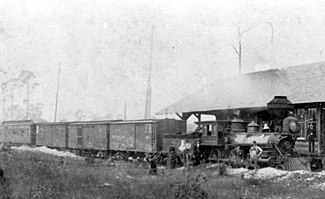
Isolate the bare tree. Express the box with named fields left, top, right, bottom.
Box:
left=28, top=103, right=46, bottom=122
left=2, top=78, right=23, bottom=120
left=19, top=70, right=39, bottom=119
left=232, top=22, right=274, bottom=74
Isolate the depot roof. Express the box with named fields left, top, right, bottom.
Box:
left=157, top=62, right=325, bottom=115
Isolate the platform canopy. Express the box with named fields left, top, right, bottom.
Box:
left=157, top=62, right=325, bottom=116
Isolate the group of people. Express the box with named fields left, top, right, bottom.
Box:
left=147, top=142, right=191, bottom=175
left=147, top=141, right=263, bottom=174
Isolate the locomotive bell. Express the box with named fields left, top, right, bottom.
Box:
left=247, top=121, right=259, bottom=134
left=267, top=96, right=294, bottom=127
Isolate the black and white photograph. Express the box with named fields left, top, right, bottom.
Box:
left=0, top=0, right=325, bottom=198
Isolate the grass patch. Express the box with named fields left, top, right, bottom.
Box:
left=0, top=150, right=324, bottom=199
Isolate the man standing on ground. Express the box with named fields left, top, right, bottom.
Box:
left=168, top=143, right=176, bottom=169
left=148, top=153, right=158, bottom=175
left=307, top=122, right=316, bottom=153
left=249, top=141, right=263, bottom=169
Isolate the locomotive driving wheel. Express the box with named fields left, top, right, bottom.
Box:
left=275, top=164, right=284, bottom=170
left=227, top=147, right=244, bottom=167
left=208, top=149, right=221, bottom=162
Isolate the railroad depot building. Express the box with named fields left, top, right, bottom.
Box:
left=158, top=62, right=325, bottom=156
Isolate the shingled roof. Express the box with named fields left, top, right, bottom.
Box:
left=157, top=62, right=325, bottom=114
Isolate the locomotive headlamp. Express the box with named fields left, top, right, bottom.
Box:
left=289, top=121, right=298, bottom=133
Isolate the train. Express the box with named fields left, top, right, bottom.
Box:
left=0, top=119, right=187, bottom=159
left=0, top=96, right=305, bottom=169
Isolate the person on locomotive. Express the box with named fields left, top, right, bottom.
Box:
left=307, top=122, right=316, bottom=153
left=249, top=141, right=263, bottom=169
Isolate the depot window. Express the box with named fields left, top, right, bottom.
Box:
left=294, top=108, right=317, bottom=140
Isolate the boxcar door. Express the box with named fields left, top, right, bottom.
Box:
left=77, top=127, right=83, bottom=148
left=135, top=124, right=152, bottom=152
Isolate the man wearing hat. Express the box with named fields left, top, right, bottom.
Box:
left=307, top=121, right=316, bottom=153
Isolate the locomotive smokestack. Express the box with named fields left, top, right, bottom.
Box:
left=267, top=96, right=294, bottom=131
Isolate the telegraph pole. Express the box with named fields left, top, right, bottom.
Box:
left=144, top=26, right=154, bottom=119
left=54, top=63, right=61, bottom=122
left=124, top=100, right=127, bottom=120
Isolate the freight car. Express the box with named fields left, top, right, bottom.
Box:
left=0, top=118, right=186, bottom=159
left=109, top=119, right=186, bottom=158
left=36, top=122, right=69, bottom=149
left=67, top=120, right=121, bottom=156
left=0, top=120, right=36, bottom=146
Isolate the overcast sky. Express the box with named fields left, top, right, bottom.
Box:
left=0, top=0, right=325, bottom=121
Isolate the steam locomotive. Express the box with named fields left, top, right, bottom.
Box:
left=195, top=96, right=301, bottom=169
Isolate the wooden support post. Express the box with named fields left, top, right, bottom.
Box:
left=317, top=108, right=321, bottom=155
left=193, top=113, right=202, bottom=129
left=194, top=113, right=201, bottom=122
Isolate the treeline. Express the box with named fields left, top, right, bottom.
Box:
left=0, top=69, right=46, bottom=122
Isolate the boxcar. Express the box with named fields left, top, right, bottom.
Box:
left=36, top=122, right=69, bottom=148
left=68, top=120, right=120, bottom=151
left=0, top=120, right=36, bottom=145
left=109, top=119, right=186, bottom=153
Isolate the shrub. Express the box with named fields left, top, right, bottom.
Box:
left=174, top=174, right=208, bottom=199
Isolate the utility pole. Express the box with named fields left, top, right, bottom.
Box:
left=11, top=87, right=13, bottom=120
left=144, top=26, right=154, bottom=119
left=54, top=63, right=61, bottom=122
left=124, top=100, right=127, bottom=120
left=26, top=79, right=30, bottom=119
